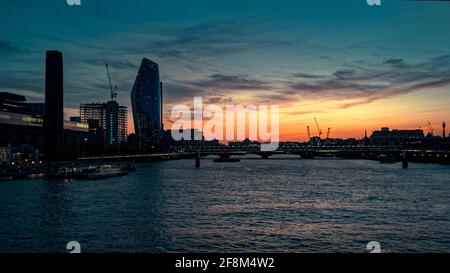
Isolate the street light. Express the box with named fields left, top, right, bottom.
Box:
left=82, top=138, right=88, bottom=157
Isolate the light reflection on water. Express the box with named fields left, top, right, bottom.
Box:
left=1, top=155, right=450, bottom=253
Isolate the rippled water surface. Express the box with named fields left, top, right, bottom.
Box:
left=1, top=156, right=450, bottom=253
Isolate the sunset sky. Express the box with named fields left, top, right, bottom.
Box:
left=1, top=0, right=450, bottom=141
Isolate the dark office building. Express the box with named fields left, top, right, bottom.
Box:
left=44, top=50, right=64, bottom=159
left=160, top=82, right=164, bottom=130
left=0, top=92, right=31, bottom=114
left=370, top=127, right=424, bottom=146
left=27, top=103, right=45, bottom=117
left=70, top=116, right=81, bottom=122
left=131, top=58, right=162, bottom=144
left=1, top=93, right=45, bottom=118
left=80, top=101, right=127, bottom=144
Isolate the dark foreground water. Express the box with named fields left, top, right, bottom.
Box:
left=1, top=156, right=450, bottom=253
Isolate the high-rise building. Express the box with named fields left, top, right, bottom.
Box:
left=160, top=82, right=164, bottom=130
left=44, top=50, right=64, bottom=159
left=80, top=101, right=127, bottom=144
left=130, top=58, right=162, bottom=143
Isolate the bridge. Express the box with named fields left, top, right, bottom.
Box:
left=78, top=146, right=450, bottom=164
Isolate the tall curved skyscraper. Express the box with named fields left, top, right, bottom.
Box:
left=131, top=58, right=162, bottom=142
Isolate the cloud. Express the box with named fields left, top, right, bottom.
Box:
left=107, top=16, right=295, bottom=75
left=0, top=70, right=43, bottom=97
left=192, top=74, right=269, bottom=91
left=289, top=55, right=450, bottom=108
left=281, top=110, right=323, bottom=116
left=162, top=82, right=205, bottom=103
left=1, top=14, right=306, bottom=116
left=292, top=72, right=326, bottom=79
left=5, top=17, right=293, bottom=111
left=85, top=59, right=138, bottom=70
left=204, top=96, right=233, bottom=104
left=0, top=41, right=28, bottom=54
left=384, top=58, right=409, bottom=69
left=162, top=73, right=278, bottom=106
left=2, top=13, right=450, bottom=119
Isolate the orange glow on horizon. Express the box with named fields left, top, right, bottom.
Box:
left=123, top=87, right=450, bottom=141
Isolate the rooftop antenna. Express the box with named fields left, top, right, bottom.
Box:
left=443, top=122, right=447, bottom=138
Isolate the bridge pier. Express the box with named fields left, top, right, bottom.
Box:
left=195, top=152, right=201, bottom=168
left=299, top=152, right=314, bottom=159
left=255, top=152, right=275, bottom=159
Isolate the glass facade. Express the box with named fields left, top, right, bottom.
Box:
left=130, top=58, right=162, bottom=142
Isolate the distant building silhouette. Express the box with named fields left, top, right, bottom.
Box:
left=370, top=127, right=424, bottom=146
left=70, top=116, right=81, bottom=122
left=0, top=93, right=45, bottom=118
left=80, top=101, right=127, bottom=144
left=0, top=90, right=90, bottom=156
left=0, top=53, right=106, bottom=160
left=44, top=50, right=64, bottom=160
left=27, top=103, right=45, bottom=117
left=443, top=122, right=446, bottom=138
left=131, top=58, right=162, bottom=146
left=0, top=92, right=30, bottom=114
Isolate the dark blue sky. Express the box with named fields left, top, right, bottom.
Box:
left=1, top=0, right=450, bottom=137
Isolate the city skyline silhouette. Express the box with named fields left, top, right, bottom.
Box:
left=1, top=0, right=450, bottom=141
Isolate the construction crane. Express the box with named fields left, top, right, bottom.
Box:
left=426, top=121, right=434, bottom=136
left=326, top=127, right=331, bottom=139
left=314, top=117, right=322, bottom=139
left=307, top=126, right=311, bottom=141
left=105, top=62, right=118, bottom=101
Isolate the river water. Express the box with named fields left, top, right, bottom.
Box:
left=1, top=155, right=450, bottom=253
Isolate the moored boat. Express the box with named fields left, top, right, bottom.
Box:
left=73, top=165, right=129, bottom=180
left=378, top=154, right=397, bottom=164
left=50, top=163, right=133, bottom=180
